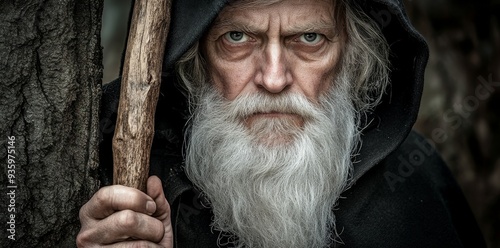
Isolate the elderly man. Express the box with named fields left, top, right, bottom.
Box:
left=78, top=0, right=486, bottom=247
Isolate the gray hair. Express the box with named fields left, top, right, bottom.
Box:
left=175, top=0, right=390, bottom=114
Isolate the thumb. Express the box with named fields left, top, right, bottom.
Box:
left=147, top=176, right=174, bottom=248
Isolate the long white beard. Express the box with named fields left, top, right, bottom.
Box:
left=184, top=75, right=359, bottom=248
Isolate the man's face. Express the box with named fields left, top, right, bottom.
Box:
left=202, top=0, right=341, bottom=129
left=186, top=1, right=358, bottom=247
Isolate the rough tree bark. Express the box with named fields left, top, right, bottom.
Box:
left=0, top=0, right=102, bottom=247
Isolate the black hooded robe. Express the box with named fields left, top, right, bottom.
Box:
left=98, top=0, right=487, bottom=247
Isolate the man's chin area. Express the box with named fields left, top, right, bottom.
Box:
left=243, top=113, right=305, bottom=147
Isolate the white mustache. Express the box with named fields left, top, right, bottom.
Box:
left=224, top=93, right=322, bottom=120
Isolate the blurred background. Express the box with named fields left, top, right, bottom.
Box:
left=101, top=0, right=500, bottom=247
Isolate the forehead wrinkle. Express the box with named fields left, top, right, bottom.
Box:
left=211, top=15, right=334, bottom=37
left=211, top=17, right=268, bottom=35
left=283, top=18, right=335, bottom=35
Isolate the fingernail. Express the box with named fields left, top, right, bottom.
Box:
left=146, top=201, right=156, bottom=214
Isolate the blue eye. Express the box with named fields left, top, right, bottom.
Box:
left=299, top=33, right=322, bottom=44
left=224, top=31, right=249, bottom=43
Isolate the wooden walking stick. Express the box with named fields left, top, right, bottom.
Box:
left=112, top=0, right=172, bottom=192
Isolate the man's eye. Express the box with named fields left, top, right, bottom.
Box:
left=224, top=31, right=249, bottom=43
left=299, top=33, right=323, bottom=44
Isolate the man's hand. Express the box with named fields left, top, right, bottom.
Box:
left=77, top=176, right=173, bottom=247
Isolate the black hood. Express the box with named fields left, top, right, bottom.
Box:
left=159, top=0, right=429, bottom=183
left=103, top=0, right=429, bottom=185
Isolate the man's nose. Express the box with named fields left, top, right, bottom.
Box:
left=256, top=43, right=292, bottom=93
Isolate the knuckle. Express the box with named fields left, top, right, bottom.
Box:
left=149, top=220, right=165, bottom=243
left=79, top=204, right=87, bottom=221
left=78, top=203, right=96, bottom=228
left=116, top=209, right=139, bottom=229
left=94, top=187, right=112, bottom=207
left=130, top=241, right=150, bottom=248
left=76, top=230, right=92, bottom=247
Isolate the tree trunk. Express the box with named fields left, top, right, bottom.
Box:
left=0, top=0, right=102, bottom=247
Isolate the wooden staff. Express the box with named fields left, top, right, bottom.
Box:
left=112, top=0, right=172, bottom=192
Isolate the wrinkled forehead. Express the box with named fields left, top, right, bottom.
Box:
left=222, top=0, right=335, bottom=15
left=212, top=0, right=344, bottom=35
left=228, top=0, right=291, bottom=8
left=227, top=0, right=333, bottom=8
